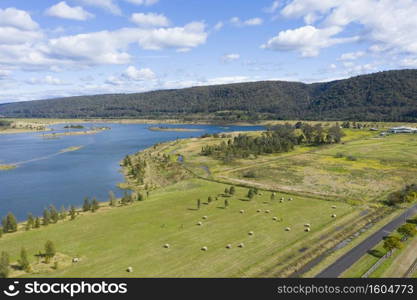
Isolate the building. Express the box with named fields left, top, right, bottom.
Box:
left=388, top=126, right=417, bottom=134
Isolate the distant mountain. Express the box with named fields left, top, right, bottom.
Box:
left=1, top=69, right=416, bottom=122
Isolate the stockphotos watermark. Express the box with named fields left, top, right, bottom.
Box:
left=2, top=281, right=128, bottom=297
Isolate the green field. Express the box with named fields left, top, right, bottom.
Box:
left=0, top=179, right=352, bottom=277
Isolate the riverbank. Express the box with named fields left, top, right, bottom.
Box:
left=148, top=126, right=203, bottom=132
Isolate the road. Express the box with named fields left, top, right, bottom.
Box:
left=316, top=203, right=417, bottom=278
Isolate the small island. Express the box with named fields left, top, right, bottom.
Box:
left=148, top=126, right=203, bottom=132
left=0, top=164, right=17, bottom=171
left=64, top=124, right=85, bottom=129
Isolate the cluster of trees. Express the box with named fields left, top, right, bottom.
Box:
left=1, top=70, right=416, bottom=122
left=387, top=184, right=417, bottom=206
left=122, top=155, right=147, bottom=185
left=82, top=197, right=100, bottom=213
left=383, top=219, right=417, bottom=253
left=195, top=186, right=237, bottom=210
left=201, top=123, right=344, bottom=163
left=0, top=241, right=56, bottom=278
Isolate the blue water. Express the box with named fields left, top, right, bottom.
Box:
left=0, top=123, right=263, bottom=220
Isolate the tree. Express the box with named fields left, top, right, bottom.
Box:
left=383, top=236, right=403, bottom=252
left=109, top=191, right=117, bottom=206
left=2, top=212, right=17, bottom=233
left=229, top=186, right=236, bottom=195
left=0, top=251, right=10, bottom=278
left=208, top=196, right=213, bottom=204
left=43, top=209, right=50, bottom=226
left=34, top=217, right=41, bottom=228
left=91, top=198, right=99, bottom=212
left=19, top=247, right=30, bottom=272
left=270, top=192, right=276, bottom=201
left=49, top=205, right=59, bottom=223
left=397, top=224, right=417, bottom=238
left=224, top=199, right=229, bottom=208
left=247, top=189, right=255, bottom=200
left=224, top=187, right=229, bottom=195
left=83, top=197, right=91, bottom=212
left=69, top=206, right=76, bottom=220
left=59, top=206, right=67, bottom=220
left=197, top=199, right=201, bottom=210
left=44, top=240, right=56, bottom=263
left=0, top=228, right=2, bottom=238
left=26, top=213, right=35, bottom=231
left=137, top=192, right=144, bottom=202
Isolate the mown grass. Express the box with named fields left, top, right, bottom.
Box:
left=0, top=179, right=352, bottom=277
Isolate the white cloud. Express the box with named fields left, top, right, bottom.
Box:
left=130, top=13, right=170, bottom=27
left=0, top=69, right=11, bottom=79
left=124, top=0, right=159, bottom=6
left=339, top=51, right=365, bottom=61
left=0, top=7, right=39, bottom=30
left=46, top=1, right=94, bottom=21
left=221, top=53, right=240, bottom=62
left=213, top=21, right=224, bottom=31
left=264, top=1, right=280, bottom=13
left=0, top=27, right=43, bottom=45
left=26, top=75, right=66, bottom=85
left=79, top=0, right=121, bottom=15
left=230, top=17, right=263, bottom=27
left=276, top=0, right=417, bottom=58
left=123, top=66, right=156, bottom=80
left=261, top=25, right=357, bottom=57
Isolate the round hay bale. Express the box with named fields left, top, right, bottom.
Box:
left=126, top=267, right=133, bottom=273
left=202, top=216, right=208, bottom=220
left=238, top=243, right=245, bottom=248
left=272, top=217, right=278, bottom=221
left=331, top=214, right=337, bottom=218
left=201, top=246, right=208, bottom=251
left=240, top=210, right=245, bottom=214
left=285, top=227, right=291, bottom=231
left=257, top=209, right=262, bottom=213
left=197, top=221, right=203, bottom=226
left=72, top=257, right=79, bottom=263
left=164, top=244, right=170, bottom=249
left=304, top=223, right=311, bottom=227
left=248, top=231, right=254, bottom=236
left=332, top=205, right=337, bottom=209
left=281, top=197, right=284, bottom=201
left=226, top=244, right=232, bottom=249
left=305, top=228, right=311, bottom=232
left=280, top=199, right=284, bottom=203
left=289, top=197, right=293, bottom=201
left=265, top=210, right=270, bottom=213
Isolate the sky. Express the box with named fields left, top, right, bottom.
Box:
left=1, top=0, right=417, bottom=103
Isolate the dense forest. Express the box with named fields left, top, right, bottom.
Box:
left=0, top=69, right=416, bottom=121
left=201, top=123, right=344, bottom=163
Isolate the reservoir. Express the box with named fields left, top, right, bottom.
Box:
left=0, top=123, right=263, bottom=220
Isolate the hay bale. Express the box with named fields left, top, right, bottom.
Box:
left=304, top=223, right=311, bottom=227
left=265, top=210, right=270, bottom=213
left=126, top=267, right=133, bottom=273
left=226, top=244, right=232, bottom=249
left=164, top=244, right=170, bottom=249
left=281, top=197, right=284, bottom=201
left=248, top=231, right=254, bottom=236
left=305, top=228, right=311, bottom=232
left=272, top=217, right=278, bottom=221
left=331, top=214, right=337, bottom=218
left=257, top=209, right=262, bottom=213
left=202, top=216, right=208, bottom=220
left=197, top=221, right=203, bottom=226
left=240, top=210, right=245, bottom=214
left=72, top=257, right=79, bottom=263
left=238, top=243, right=245, bottom=248
left=332, top=205, right=337, bottom=209
left=289, top=197, right=293, bottom=201
left=201, top=246, right=208, bottom=251
left=285, top=227, right=291, bottom=231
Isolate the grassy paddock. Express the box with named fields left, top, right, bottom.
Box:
left=0, top=179, right=352, bottom=277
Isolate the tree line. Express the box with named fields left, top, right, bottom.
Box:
left=201, top=123, right=344, bottom=163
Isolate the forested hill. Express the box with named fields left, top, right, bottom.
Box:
left=1, top=69, right=417, bottom=122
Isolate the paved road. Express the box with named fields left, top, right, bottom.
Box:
left=316, top=203, right=417, bottom=278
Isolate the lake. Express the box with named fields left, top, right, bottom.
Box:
left=0, top=123, right=263, bottom=220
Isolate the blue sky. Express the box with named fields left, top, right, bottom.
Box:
left=1, top=0, right=417, bottom=103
